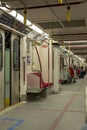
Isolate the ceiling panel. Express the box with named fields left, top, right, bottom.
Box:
left=21, top=0, right=50, bottom=6
left=70, top=47, right=87, bottom=50
left=37, top=21, right=63, bottom=29
left=4, top=0, right=23, bottom=8
left=72, top=49, right=87, bottom=54
left=19, top=8, right=57, bottom=23
left=62, top=19, right=86, bottom=27
left=64, top=42, right=87, bottom=46
left=53, top=34, right=87, bottom=41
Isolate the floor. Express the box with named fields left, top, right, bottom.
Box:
left=0, top=75, right=87, bottom=130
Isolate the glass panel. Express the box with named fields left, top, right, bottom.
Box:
left=32, top=45, right=40, bottom=72
left=0, top=34, right=3, bottom=71
left=5, top=49, right=10, bottom=106
left=13, top=38, right=19, bottom=71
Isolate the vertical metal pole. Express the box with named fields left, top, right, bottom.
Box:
left=49, top=41, right=53, bottom=84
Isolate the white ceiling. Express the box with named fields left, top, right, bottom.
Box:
left=1, top=0, right=87, bottom=59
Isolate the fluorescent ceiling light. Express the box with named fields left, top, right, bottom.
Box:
left=44, top=33, right=49, bottom=36
left=30, top=24, right=43, bottom=34
left=42, top=33, right=49, bottom=39
left=16, top=13, right=24, bottom=23
left=9, top=10, right=16, bottom=17
left=0, top=6, right=8, bottom=11
left=26, top=20, right=32, bottom=26
left=0, top=4, right=48, bottom=35
left=9, top=10, right=32, bottom=26
left=8, top=9, right=43, bottom=34
left=0, top=3, right=10, bottom=11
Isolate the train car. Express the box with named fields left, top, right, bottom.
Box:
left=0, top=21, right=86, bottom=110
left=0, top=8, right=87, bottom=109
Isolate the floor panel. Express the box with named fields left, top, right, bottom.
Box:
left=0, top=75, right=87, bottom=130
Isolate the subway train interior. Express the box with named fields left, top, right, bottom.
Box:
left=0, top=0, right=87, bottom=130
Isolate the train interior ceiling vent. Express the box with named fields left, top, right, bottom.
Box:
left=0, top=9, right=31, bottom=35
left=38, top=19, right=86, bottom=29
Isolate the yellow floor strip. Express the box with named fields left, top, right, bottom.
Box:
left=0, top=101, right=26, bottom=116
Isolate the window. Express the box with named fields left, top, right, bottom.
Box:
left=13, top=38, right=20, bottom=71
left=0, top=34, right=3, bottom=71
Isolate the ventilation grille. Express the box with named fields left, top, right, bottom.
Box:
left=62, top=19, right=86, bottom=27
left=38, top=21, right=63, bottom=29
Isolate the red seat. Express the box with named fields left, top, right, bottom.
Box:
left=59, top=79, right=63, bottom=83
left=33, top=73, right=53, bottom=88
left=69, top=67, right=74, bottom=78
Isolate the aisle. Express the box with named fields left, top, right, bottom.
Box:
left=0, top=75, right=86, bottom=130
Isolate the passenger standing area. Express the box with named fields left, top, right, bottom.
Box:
left=0, top=68, right=87, bottom=130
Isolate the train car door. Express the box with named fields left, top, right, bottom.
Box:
left=11, top=33, right=20, bottom=105
left=4, top=30, right=11, bottom=107
left=0, top=29, right=4, bottom=110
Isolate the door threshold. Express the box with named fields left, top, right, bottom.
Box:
left=0, top=101, right=26, bottom=116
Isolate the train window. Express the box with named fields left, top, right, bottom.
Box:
left=13, top=38, right=20, bottom=71
left=0, top=34, right=3, bottom=71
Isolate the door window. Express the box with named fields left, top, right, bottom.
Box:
left=13, top=38, right=20, bottom=71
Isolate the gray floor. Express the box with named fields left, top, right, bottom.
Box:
left=0, top=76, right=87, bottom=130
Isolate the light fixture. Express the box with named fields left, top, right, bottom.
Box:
left=26, top=20, right=32, bottom=26
left=0, top=3, right=50, bottom=39
left=9, top=10, right=17, bottom=17
left=30, top=24, right=43, bottom=34
left=0, top=6, right=8, bottom=11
